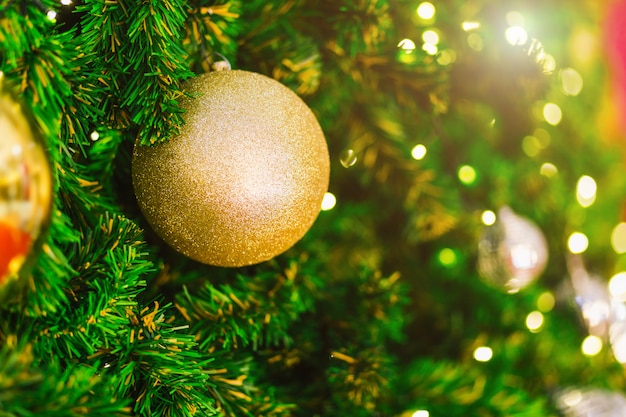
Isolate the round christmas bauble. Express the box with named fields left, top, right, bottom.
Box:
left=0, top=82, right=52, bottom=289
left=477, top=206, right=548, bottom=293
left=554, top=387, right=626, bottom=417
left=132, top=70, right=330, bottom=267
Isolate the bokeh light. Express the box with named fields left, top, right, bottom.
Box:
left=505, top=26, right=528, bottom=45
left=398, top=38, right=417, bottom=52
left=438, top=248, right=457, bottom=267
left=576, top=175, right=597, bottom=207
left=467, top=33, right=484, bottom=51
left=411, top=144, right=427, bottom=160
left=458, top=165, right=477, bottom=185
left=537, top=291, right=555, bottom=312
left=568, top=232, right=589, bottom=254
left=481, top=210, right=496, bottom=226
left=540, top=162, right=558, bottom=177
left=526, top=311, right=544, bottom=333
left=462, top=21, right=480, bottom=31
left=505, top=10, right=524, bottom=26
left=611, top=223, right=626, bottom=254
left=412, top=411, right=429, bottom=417
left=473, top=346, right=493, bottom=362
left=560, top=68, right=583, bottom=96
left=416, top=2, right=436, bottom=20
left=437, top=49, right=456, bottom=66
left=581, top=335, right=603, bottom=356
left=321, top=192, right=336, bottom=211
left=422, top=30, right=439, bottom=45
left=609, top=272, right=626, bottom=302
left=423, top=43, right=438, bottom=55
left=522, top=135, right=542, bottom=157
left=543, top=103, right=562, bottom=125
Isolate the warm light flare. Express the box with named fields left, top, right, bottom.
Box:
left=481, top=210, right=496, bottom=226
left=505, top=26, right=528, bottom=45
left=611, top=223, right=626, bottom=254
left=568, top=232, right=589, bottom=254
left=526, top=311, right=544, bottom=332
left=416, top=2, right=436, bottom=20
left=411, top=144, right=427, bottom=160
left=321, top=192, right=336, bottom=211
left=581, top=335, right=603, bottom=356
left=473, top=346, right=493, bottom=362
left=576, top=175, right=596, bottom=207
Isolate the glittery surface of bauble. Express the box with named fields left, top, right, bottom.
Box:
left=132, top=70, right=330, bottom=267
left=477, top=206, right=548, bottom=293
left=0, top=82, right=53, bottom=291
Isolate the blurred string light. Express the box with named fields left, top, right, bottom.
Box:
left=467, top=33, right=483, bottom=51
left=47, top=10, right=57, bottom=20
left=576, top=175, right=597, bottom=208
left=506, top=10, right=525, bottom=26
left=422, top=30, right=439, bottom=45
left=540, top=162, right=558, bottom=177
left=61, top=0, right=72, bottom=4
left=411, top=144, right=427, bottom=160
left=522, top=135, right=546, bottom=157
left=412, top=411, right=429, bottom=417
left=505, top=26, right=528, bottom=46
left=422, top=30, right=439, bottom=55
left=528, top=40, right=557, bottom=74
left=90, top=131, right=100, bottom=141
left=537, top=291, right=555, bottom=312
left=462, top=21, right=480, bottom=31
left=423, top=44, right=438, bottom=55
left=416, top=2, right=436, bottom=20
left=522, top=129, right=552, bottom=157
left=526, top=311, right=544, bottom=333
left=398, top=38, right=417, bottom=53
left=505, top=11, right=527, bottom=45
left=609, top=272, right=626, bottom=302
left=481, top=210, right=496, bottom=226
left=611, top=223, right=626, bottom=254
left=437, top=49, right=456, bottom=66
left=568, top=232, right=589, bottom=254
left=543, top=103, right=562, bottom=126
left=581, top=335, right=603, bottom=356
left=473, top=346, right=493, bottom=362
left=560, top=68, right=584, bottom=96
left=321, top=192, right=336, bottom=211
left=457, top=164, right=477, bottom=185
left=502, top=11, right=556, bottom=73
left=438, top=248, right=457, bottom=267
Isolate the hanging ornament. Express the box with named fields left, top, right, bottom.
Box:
left=566, top=254, right=614, bottom=338
left=132, top=69, right=330, bottom=267
left=554, top=387, right=626, bottom=417
left=0, top=80, right=53, bottom=292
left=477, top=206, right=548, bottom=293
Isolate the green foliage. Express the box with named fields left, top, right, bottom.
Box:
left=2, top=0, right=626, bottom=416
left=0, top=340, right=130, bottom=417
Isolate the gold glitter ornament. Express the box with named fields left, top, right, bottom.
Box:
left=132, top=70, right=330, bottom=267
left=0, top=80, right=53, bottom=297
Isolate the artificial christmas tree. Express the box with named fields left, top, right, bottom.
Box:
left=2, top=0, right=626, bottom=416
